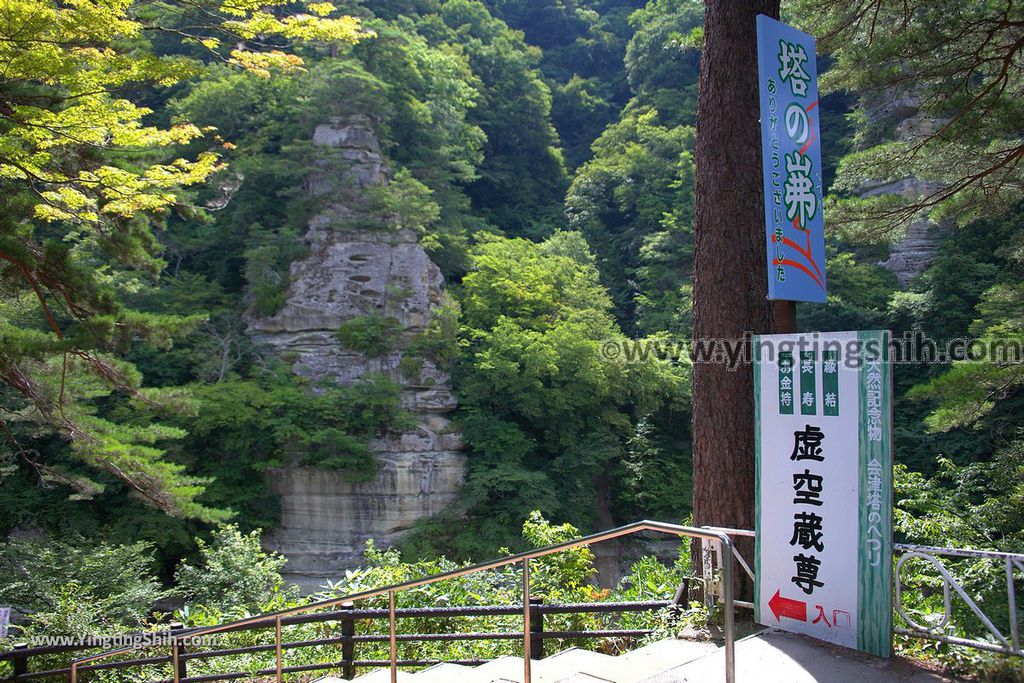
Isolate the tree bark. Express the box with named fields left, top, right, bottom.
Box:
left=692, top=0, right=780, bottom=541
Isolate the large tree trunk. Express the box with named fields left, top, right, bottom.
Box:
left=692, top=0, right=780, bottom=550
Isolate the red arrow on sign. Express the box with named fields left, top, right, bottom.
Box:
left=769, top=589, right=807, bottom=622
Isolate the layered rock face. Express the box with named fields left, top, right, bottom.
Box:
left=871, top=209, right=946, bottom=286
left=248, top=116, right=465, bottom=592
left=857, top=93, right=949, bottom=284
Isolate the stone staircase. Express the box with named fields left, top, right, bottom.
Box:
left=315, top=630, right=961, bottom=683
left=316, top=638, right=720, bottom=683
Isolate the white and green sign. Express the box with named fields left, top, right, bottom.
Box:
left=754, top=331, right=893, bottom=657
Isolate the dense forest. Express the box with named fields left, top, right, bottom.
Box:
left=1, top=0, right=1022, bottom=673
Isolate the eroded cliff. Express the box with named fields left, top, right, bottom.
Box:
left=248, top=116, right=464, bottom=591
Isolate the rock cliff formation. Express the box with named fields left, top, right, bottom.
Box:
left=871, top=208, right=946, bottom=286
left=857, top=92, right=948, bottom=284
left=248, top=115, right=465, bottom=591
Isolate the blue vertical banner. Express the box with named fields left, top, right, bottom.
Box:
left=756, top=15, right=827, bottom=303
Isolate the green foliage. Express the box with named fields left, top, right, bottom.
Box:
left=245, top=241, right=305, bottom=317
left=0, top=514, right=691, bottom=679
left=184, top=372, right=412, bottom=485
left=0, top=0, right=368, bottom=521
left=171, top=60, right=382, bottom=313
left=175, top=525, right=296, bottom=612
left=876, top=199, right=1024, bottom=673
left=350, top=20, right=486, bottom=260
left=551, top=76, right=621, bottom=170
left=335, top=315, right=403, bottom=357
left=624, top=0, right=702, bottom=127
left=125, top=275, right=257, bottom=385
left=0, top=536, right=164, bottom=635
left=172, top=29, right=484, bottom=282
left=433, top=232, right=689, bottom=556
left=797, top=0, right=1024, bottom=233
left=0, top=351, right=228, bottom=523
left=172, top=513, right=689, bottom=675
left=4, top=6, right=1024, bottom=681
left=521, top=510, right=597, bottom=593
left=892, top=462, right=1024, bottom=672
left=798, top=248, right=899, bottom=332
left=619, top=416, right=692, bottom=521
left=170, top=514, right=689, bottom=677
left=408, top=293, right=462, bottom=371
left=460, top=232, right=611, bottom=329
left=368, top=168, right=442, bottom=232
left=5, top=0, right=699, bottom=571
left=432, top=0, right=569, bottom=238
left=558, top=0, right=704, bottom=335
left=486, top=0, right=637, bottom=169
left=566, top=107, right=695, bottom=334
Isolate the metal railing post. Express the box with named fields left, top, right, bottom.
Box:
left=1007, top=558, right=1020, bottom=653
left=275, top=614, right=283, bottom=683
left=529, top=597, right=544, bottom=661
left=388, top=590, right=397, bottom=683
left=522, top=559, right=531, bottom=683
left=171, top=637, right=181, bottom=683
left=11, top=642, right=28, bottom=678
left=718, top=536, right=735, bottom=683
left=170, top=621, right=185, bottom=683
left=340, top=602, right=356, bottom=680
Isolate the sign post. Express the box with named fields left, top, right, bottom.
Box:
left=756, top=14, right=827, bottom=305
left=754, top=331, right=893, bottom=657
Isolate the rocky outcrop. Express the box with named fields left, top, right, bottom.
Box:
left=251, top=227, right=447, bottom=383
left=264, top=454, right=464, bottom=592
left=872, top=213, right=947, bottom=286
left=248, top=116, right=464, bottom=592
left=857, top=92, right=949, bottom=284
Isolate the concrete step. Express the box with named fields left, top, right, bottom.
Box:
left=616, top=639, right=720, bottom=681
left=638, top=630, right=957, bottom=683
left=311, top=631, right=960, bottom=683
left=465, top=655, right=528, bottom=682
left=347, top=669, right=417, bottom=682
left=534, top=648, right=617, bottom=682
left=316, top=638, right=724, bottom=683
left=413, top=662, right=475, bottom=683
left=444, top=650, right=617, bottom=683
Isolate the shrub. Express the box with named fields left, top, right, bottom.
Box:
left=175, top=525, right=296, bottom=612
left=335, top=314, right=402, bottom=357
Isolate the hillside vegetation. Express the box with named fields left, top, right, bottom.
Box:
left=0, top=0, right=1022, bottom=675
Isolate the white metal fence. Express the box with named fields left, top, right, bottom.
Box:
left=701, top=527, right=1024, bottom=657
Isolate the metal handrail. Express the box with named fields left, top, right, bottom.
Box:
left=893, top=543, right=1024, bottom=656
left=700, top=527, right=756, bottom=611
left=68, top=520, right=737, bottom=683
left=1, top=601, right=673, bottom=682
